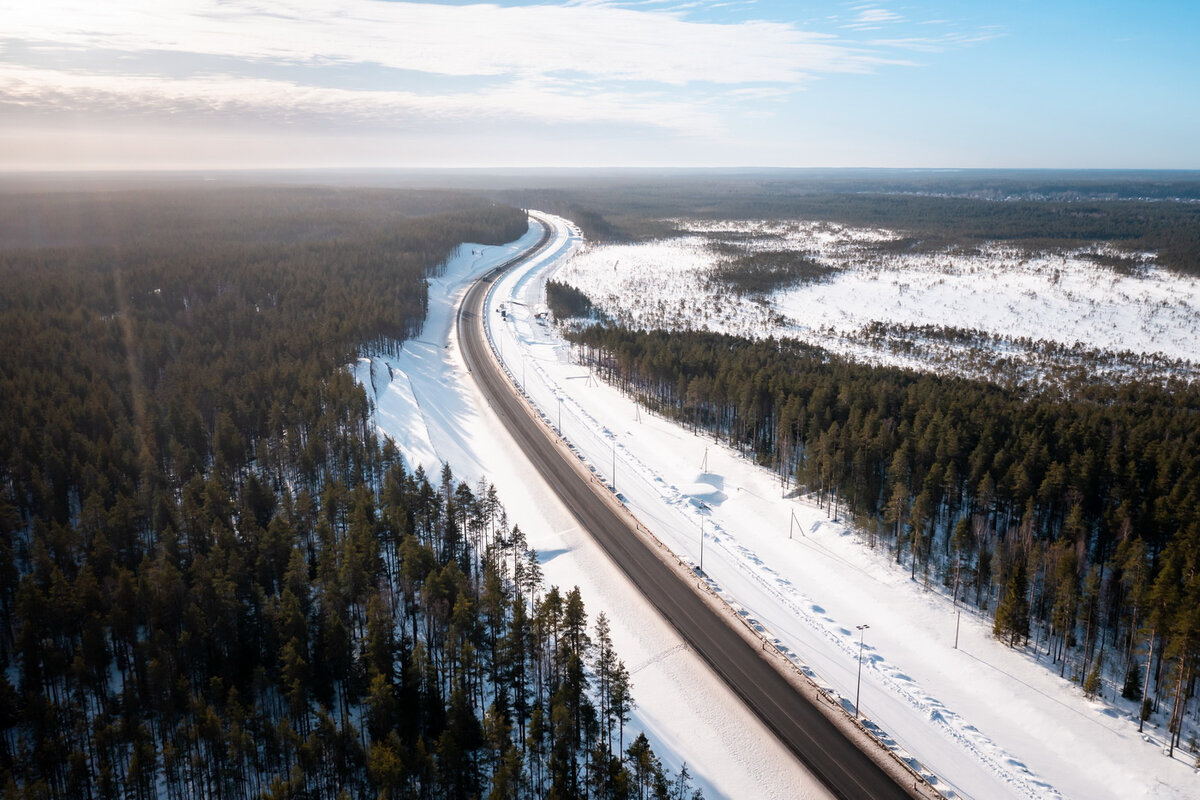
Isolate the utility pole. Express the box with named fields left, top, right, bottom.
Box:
left=954, top=609, right=961, bottom=650
left=612, top=441, right=616, bottom=493
left=789, top=510, right=804, bottom=540
left=700, top=517, right=705, bottom=573
left=855, top=624, right=870, bottom=718
left=1139, top=634, right=1153, bottom=733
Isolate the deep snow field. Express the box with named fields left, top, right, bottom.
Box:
left=555, top=219, right=1200, bottom=385
left=357, top=213, right=1199, bottom=800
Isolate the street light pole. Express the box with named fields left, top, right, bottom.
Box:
left=1139, top=635, right=1153, bottom=733
left=855, top=624, right=870, bottom=719
left=700, top=517, right=705, bottom=573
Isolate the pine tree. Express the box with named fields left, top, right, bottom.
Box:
left=593, top=612, right=616, bottom=748
left=1121, top=662, right=1143, bottom=701
left=993, top=559, right=1030, bottom=647
left=610, top=659, right=634, bottom=754
left=1083, top=662, right=1102, bottom=699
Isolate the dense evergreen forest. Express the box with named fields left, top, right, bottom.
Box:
left=0, top=186, right=696, bottom=798
left=544, top=282, right=600, bottom=323
left=566, top=323, right=1200, bottom=750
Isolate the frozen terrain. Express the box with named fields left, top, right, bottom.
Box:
left=555, top=220, right=1200, bottom=384
left=353, top=217, right=832, bottom=800
left=487, top=216, right=1199, bottom=799
left=357, top=213, right=1199, bottom=800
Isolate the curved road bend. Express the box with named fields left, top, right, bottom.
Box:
left=459, top=215, right=914, bottom=800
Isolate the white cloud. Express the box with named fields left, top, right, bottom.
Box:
left=868, top=28, right=1005, bottom=53
left=0, top=0, right=919, bottom=147
left=0, top=1, right=1002, bottom=168
left=842, top=7, right=903, bottom=30
left=6, top=1, right=889, bottom=86
left=0, top=63, right=720, bottom=133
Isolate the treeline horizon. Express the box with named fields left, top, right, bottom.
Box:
left=0, top=187, right=699, bottom=799
left=500, top=179, right=1200, bottom=277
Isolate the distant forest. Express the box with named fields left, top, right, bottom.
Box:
left=501, top=172, right=1200, bottom=275
left=0, top=186, right=697, bottom=799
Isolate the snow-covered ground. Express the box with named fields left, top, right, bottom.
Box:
left=484, top=216, right=1199, bottom=800
left=357, top=212, right=1199, bottom=800
left=555, top=220, right=1200, bottom=383
left=353, top=217, right=832, bottom=800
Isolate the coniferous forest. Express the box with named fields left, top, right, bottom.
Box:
left=502, top=171, right=1200, bottom=275
left=567, top=323, right=1200, bottom=749
left=525, top=176, right=1200, bottom=755
left=0, top=185, right=696, bottom=799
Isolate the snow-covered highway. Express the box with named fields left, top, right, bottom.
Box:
left=460, top=213, right=916, bottom=800
left=355, top=216, right=833, bottom=799
left=482, top=214, right=1200, bottom=800
left=359, top=212, right=1200, bottom=800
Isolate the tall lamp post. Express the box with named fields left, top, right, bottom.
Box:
left=855, top=624, right=870, bottom=719
left=611, top=441, right=616, bottom=493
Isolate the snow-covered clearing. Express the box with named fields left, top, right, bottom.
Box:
left=555, top=220, right=1200, bottom=383
left=353, top=216, right=831, bottom=800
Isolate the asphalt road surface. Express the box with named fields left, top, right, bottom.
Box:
left=458, top=216, right=915, bottom=800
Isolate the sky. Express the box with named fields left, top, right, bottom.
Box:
left=2, top=0, right=1197, bottom=170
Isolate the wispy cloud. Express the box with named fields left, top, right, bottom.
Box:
left=0, top=63, right=724, bottom=134
left=0, top=1, right=1007, bottom=168
left=869, top=27, right=1006, bottom=53
left=5, top=1, right=888, bottom=86
left=842, top=7, right=903, bottom=30
left=0, top=1, right=923, bottom=137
